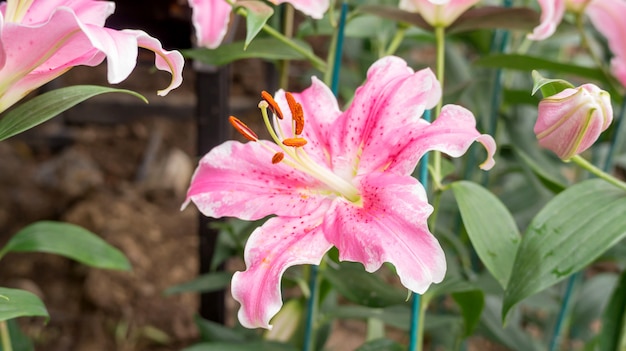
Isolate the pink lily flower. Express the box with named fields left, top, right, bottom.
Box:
left=0, top=0, right=185, bottom=113
left=534, top=83, right=612, bottom=160
left=183, top=56, right=496, bottom=329
left=189, top=0, right=330, bottom=49
left=586, top=0, right=626, bottom=87
left=399, top=0, right=480, bottom=27
left=527, top=0, right=591, bottom=40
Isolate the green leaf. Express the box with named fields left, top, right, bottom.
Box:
left=478, top=296, right=541, bottom=351
left=359, top=6, right=539, bottom=34
left=514, top=147, right=567, bottom=194
left=599, top=269, right=626, bottom=351
left=503, top=179, right=626, bottom=321
left=237, top=1, right=273, bottom=49
left=6, top=319, right=34, bottom=351
left=164, top=272, right=232, bottom=295
left=452, top=290, right=484, bottom=337
left=182, top=38, right=314, bottom=67
left=0, top=86, right=146, bottom=141
left=531, top=70, right=575, bottom=97
left=0, top=221, right=130, bottom=270
left=356, top=338, right=405, bottom=351
left=451, top=181, right=521, bottom=288
left=0, top=287, right=48, bottom=322
left=323, top=262, right=406, bottom=308
left=447, top=7, right=540, bottom=34
left=183, top=341, right=298, bottom=351
left=194, top=315, right=247, bottom=343
left=475, top=54, right=608, bottom=85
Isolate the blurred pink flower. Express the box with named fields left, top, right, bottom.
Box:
left=0, top=0, right=184, bottom=113
left=586, top=0, right=626, bottom=87
left=189, top=0, right=329, bottom=49
left=534, top=83, right=612, bottom=160
left=399, top=0, right=480, bottom=26
left=183, top=56, right=496, bottom=329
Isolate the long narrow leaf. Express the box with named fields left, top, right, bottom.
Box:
left=0, top=86, right=146, bottom=141
left=0, top=287, right=48, bottom=322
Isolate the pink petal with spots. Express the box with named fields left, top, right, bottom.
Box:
left=324, top=172, right=446, bottom=294
left=273, top=78, right=342, bottom=168
left=231, top=208, right=333, bottom=329
left=184, top=140, right=329, bottom=220
left=330, top=56, right=441, bottom=175
left=13, top=0, right=114, bottom=25
left=386, top=104, right=496, bottom=174
left=528, top=0, right=566, bottom=40
left=189, top=0, right=232, bottom=49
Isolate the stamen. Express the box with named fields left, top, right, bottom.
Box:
left=229, top=116, right=258, bottom=141
left=285, top=92, right=305, bottom=135
left=261, top=91, right=283, bottom=120
left=272, top=152, right=285, bottom=164
left=282, top=137, right=308, bottom=147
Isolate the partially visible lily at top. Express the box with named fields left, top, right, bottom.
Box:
left=189, top=0, right=330, bottom=49
left=534, top=82, right=612, bottom=160
left=183, top=56, right=496, bottom=329
left=399, top=0, right=480, bottom=27
left=0, top=0, right=185, bottom=114
left=529, top=0, right=626, bottom=87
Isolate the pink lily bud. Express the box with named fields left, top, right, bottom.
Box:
left=534, top=84, right=613, bottom=160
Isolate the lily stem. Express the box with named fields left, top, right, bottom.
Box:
left=0, top=321, right=12, bottom=351
left=569, top=155, right=626, bottom=191
left=278, top=4, right=295, bottom=89
left=235, top=8, right=327, bottom=72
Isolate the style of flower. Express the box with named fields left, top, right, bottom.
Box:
left=183, top=56, right=496, bottom=329
left=0, top=0, right=185, bottom=113
left=534, top=83, right=612, bottom=160
left=399, top=0, right=480, bottom=27
left=189, top=0, right=330, bottom=49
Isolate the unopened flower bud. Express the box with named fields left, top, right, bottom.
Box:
left=534, top=83, right=612, bottom=160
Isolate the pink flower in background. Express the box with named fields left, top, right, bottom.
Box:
left=527, top=0, right=566, bottom=40
left=399, top=0, right=480, bottom=27
left=0, top=0, right=185, bottom=113
left=586, top=0, right=626, bottom=87
left=534, top=83, right=612, bottom=160
left=189, top=0, right=329, bottom=49
left=183, top=56, right=496, bottom=329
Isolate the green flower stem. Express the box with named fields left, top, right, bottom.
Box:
left=278, top=4, right=295, bottom=89
left=570, top=155, right=626, bottom=191
left=303, top=263, right=322, bottom=351
left=0, top=321, right=12, bottom=351
left=431, top=25, right=446, bottom=194
left=235, top=8, right=327, bottom=72
left=384, top=23, right=408, bottom=56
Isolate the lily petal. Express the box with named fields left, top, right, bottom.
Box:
left=231, top=208, right=333, bottom=329
left=189, top=0, right=232, bottom=49
left=268, top=0, right=330, bottom=19
left=324, top=172, right=446, bottom=294
left=332, top=56, right=441, bottom=175
left=387, top=104, right=496, bottom=173
left=586, top=0, right=626, bottom=87
left=184, top=140, right=328, bottom=220
left=528, top=0, right=566, bottom=40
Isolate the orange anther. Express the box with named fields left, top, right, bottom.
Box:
left=285, top=92, right=305, bottom=135
left=271, top=152, right=285, bottom=164
left=282, top=137, right=308, bottom=147
left=229, top=116, right=258, bottom=141
left=261, top=91, right=283, bottom=120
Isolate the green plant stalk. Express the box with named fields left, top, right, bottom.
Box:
left=431, top=25, right=446, bottom=194
left=0, top=321, right=12, bottom=351
left=278, top=4, right=295, bottom=89
left=384, top=23, right=408, bottom=56
left=570, top=155, right=626, bottom=191
left=235, top=8, right=327, bottom=72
